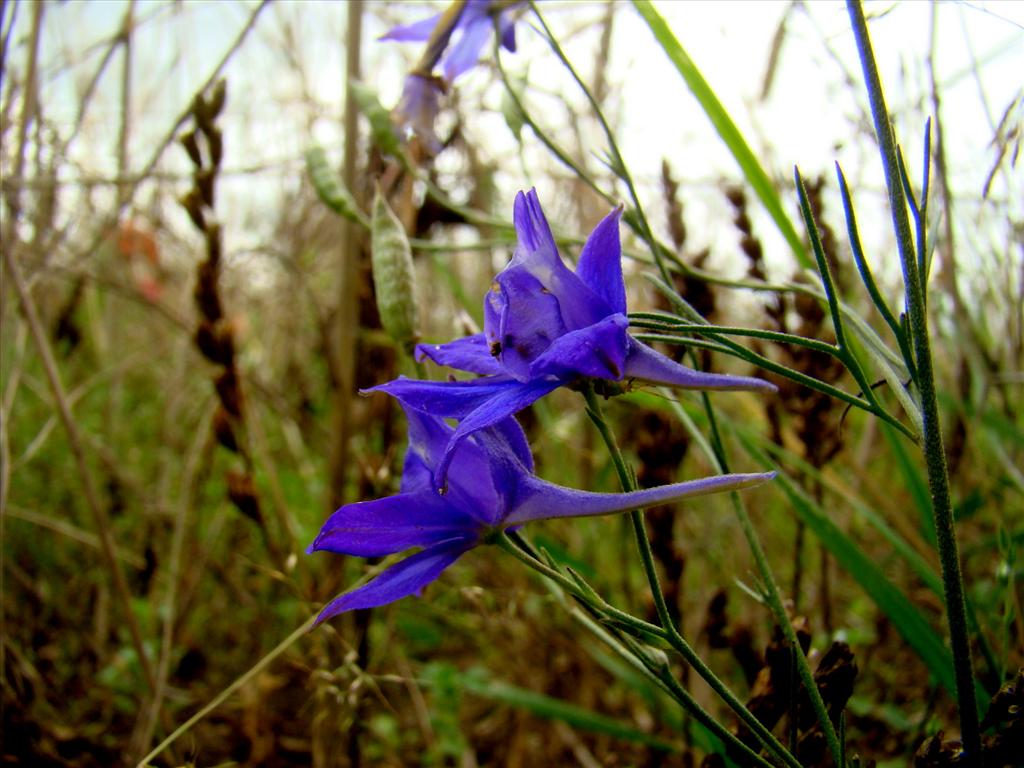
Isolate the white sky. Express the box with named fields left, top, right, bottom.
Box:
left=6, top=0, right=1022, bottom=304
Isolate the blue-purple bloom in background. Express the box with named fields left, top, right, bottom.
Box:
left=383, top=1, right=521, bottom=150
left=393, top=73, right=447, bottom=154
left=370, top=189, right=776, bottom=488
left=308, top=403, right=773, bottom=622
left=381, top=0, right=520, bottom=83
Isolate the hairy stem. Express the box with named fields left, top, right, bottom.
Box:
left=847, top=2, right=981, bottom=761
left=581, top=387, right=801, bottom=768
left=497, top=532, right=782, bottom=768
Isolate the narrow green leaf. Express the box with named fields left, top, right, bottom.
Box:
left=795, top=168, right=850, bottom=357
left=500, top=74, right=527, bottom=142
left=632, top=0, right=811, bottom=269
left=445, top=667, right=679, bottom=752
left=835, top=163, right=908, bottom=360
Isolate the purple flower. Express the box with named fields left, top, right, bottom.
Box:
left=370, top=189, right=776, bottom=488
left=308, top=404, right=773, bottom=623
left=393, top=73, right=446, bottom=153
left=381, top=0, right=520, bottom=83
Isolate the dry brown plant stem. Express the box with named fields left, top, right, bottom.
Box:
left=1, top=0, right=43, bottom=705
left=116, top=0, right=135, bottom=210
left=317, top=5, right=364, bottom=768
left=247, top=401, right=299, bottom=553
left=0, top=0, right=41, bottom=249
left=327, top=0, right=364, bottom=511
left=3, top=227, right=158, bottom=698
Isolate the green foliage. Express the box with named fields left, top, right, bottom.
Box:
left=4, top=1, right=1019, bottom=766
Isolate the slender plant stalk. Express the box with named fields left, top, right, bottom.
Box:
left=136, top=614, right=318, bottom=768
left=116, top=0, right=135, bottom=211
left=644, top=275, right=914, bottom=438
left=529, top=1, right=673, bottom=287
left=794, top=169, right=883, bottom=416
left=327, top=0, right=364, bottom=510
left=847, top=2, right=981, bottom=761
left=492, top=33, right=617, bottom=211
left=496, top=533, right=781, bottom=768
left=580, top=387, right=802, bottom=768
left=3, top=242, right=157, bottom=693
left=133, top=406, right=216, bottom=757
left=697, top=393, right=844, bottom=767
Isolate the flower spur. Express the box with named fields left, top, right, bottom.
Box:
left=308, top=404, right=773, bottom=623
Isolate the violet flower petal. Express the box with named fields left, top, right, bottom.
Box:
left=528, top=313, right=630, bottom=380
left=393, top=73, right=444, bottom=154
left=575, top=205, right=626, bottom=315
left=507, top=189, right=609, bottom=328
left=438, top=437, right=505, bottom=525
left=405, top=406, right=532, bottom=525
left=433, top=377, right=562, bottom=488
left=401, top=404, right=462, bottom=492
left=486, top=264, right=568, bottom=381
left=379, top=12, right=444, bottom=42
left=623, top=336, right=778, bottom=393
left=485, top=410, right=534, bottom=474
left=500, top=15, right=517, bottom=52
left=401, top=403, right=505, bottom=522
left=416, top=333, right=504, bottom=376
left=470, top=419, right=534, bottom=512
left=365, top=375, right=525, bottom=420
left=307, top=491, right=474, bottom=558
left=442, top=14, right=493, bottom=81
left=314, top=538, right=473, bottom=623
left=512, top=186, right=558, bottom=253
left=505, top=471, right=776, bottom=525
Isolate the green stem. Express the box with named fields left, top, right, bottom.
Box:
left=496, top=533, right=784, bottom=768
left=628, top=317, right=844, bottom=359
left=847, top=3, right=981, bottom=762
left=496, top=531, right=661, bottom=640
left=410, top=1, right=467, bottom=77
left=137, top=614, right=318, bottom=767
left=529, top=1, right=673, bottom=287
left=492, top=30, right=616, bottom=210
left=638, top=282, right=914, bottom=439
left=580, top=386, right=801, bottom=768
left=794, top=170, right=883, bottom=416
left=698, top=394, right=845, bottom=768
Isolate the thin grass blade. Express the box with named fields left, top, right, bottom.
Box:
left=632, top=0, right=810, bottom=269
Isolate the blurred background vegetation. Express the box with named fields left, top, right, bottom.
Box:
left=1, top=1, right=1021, bottom=766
